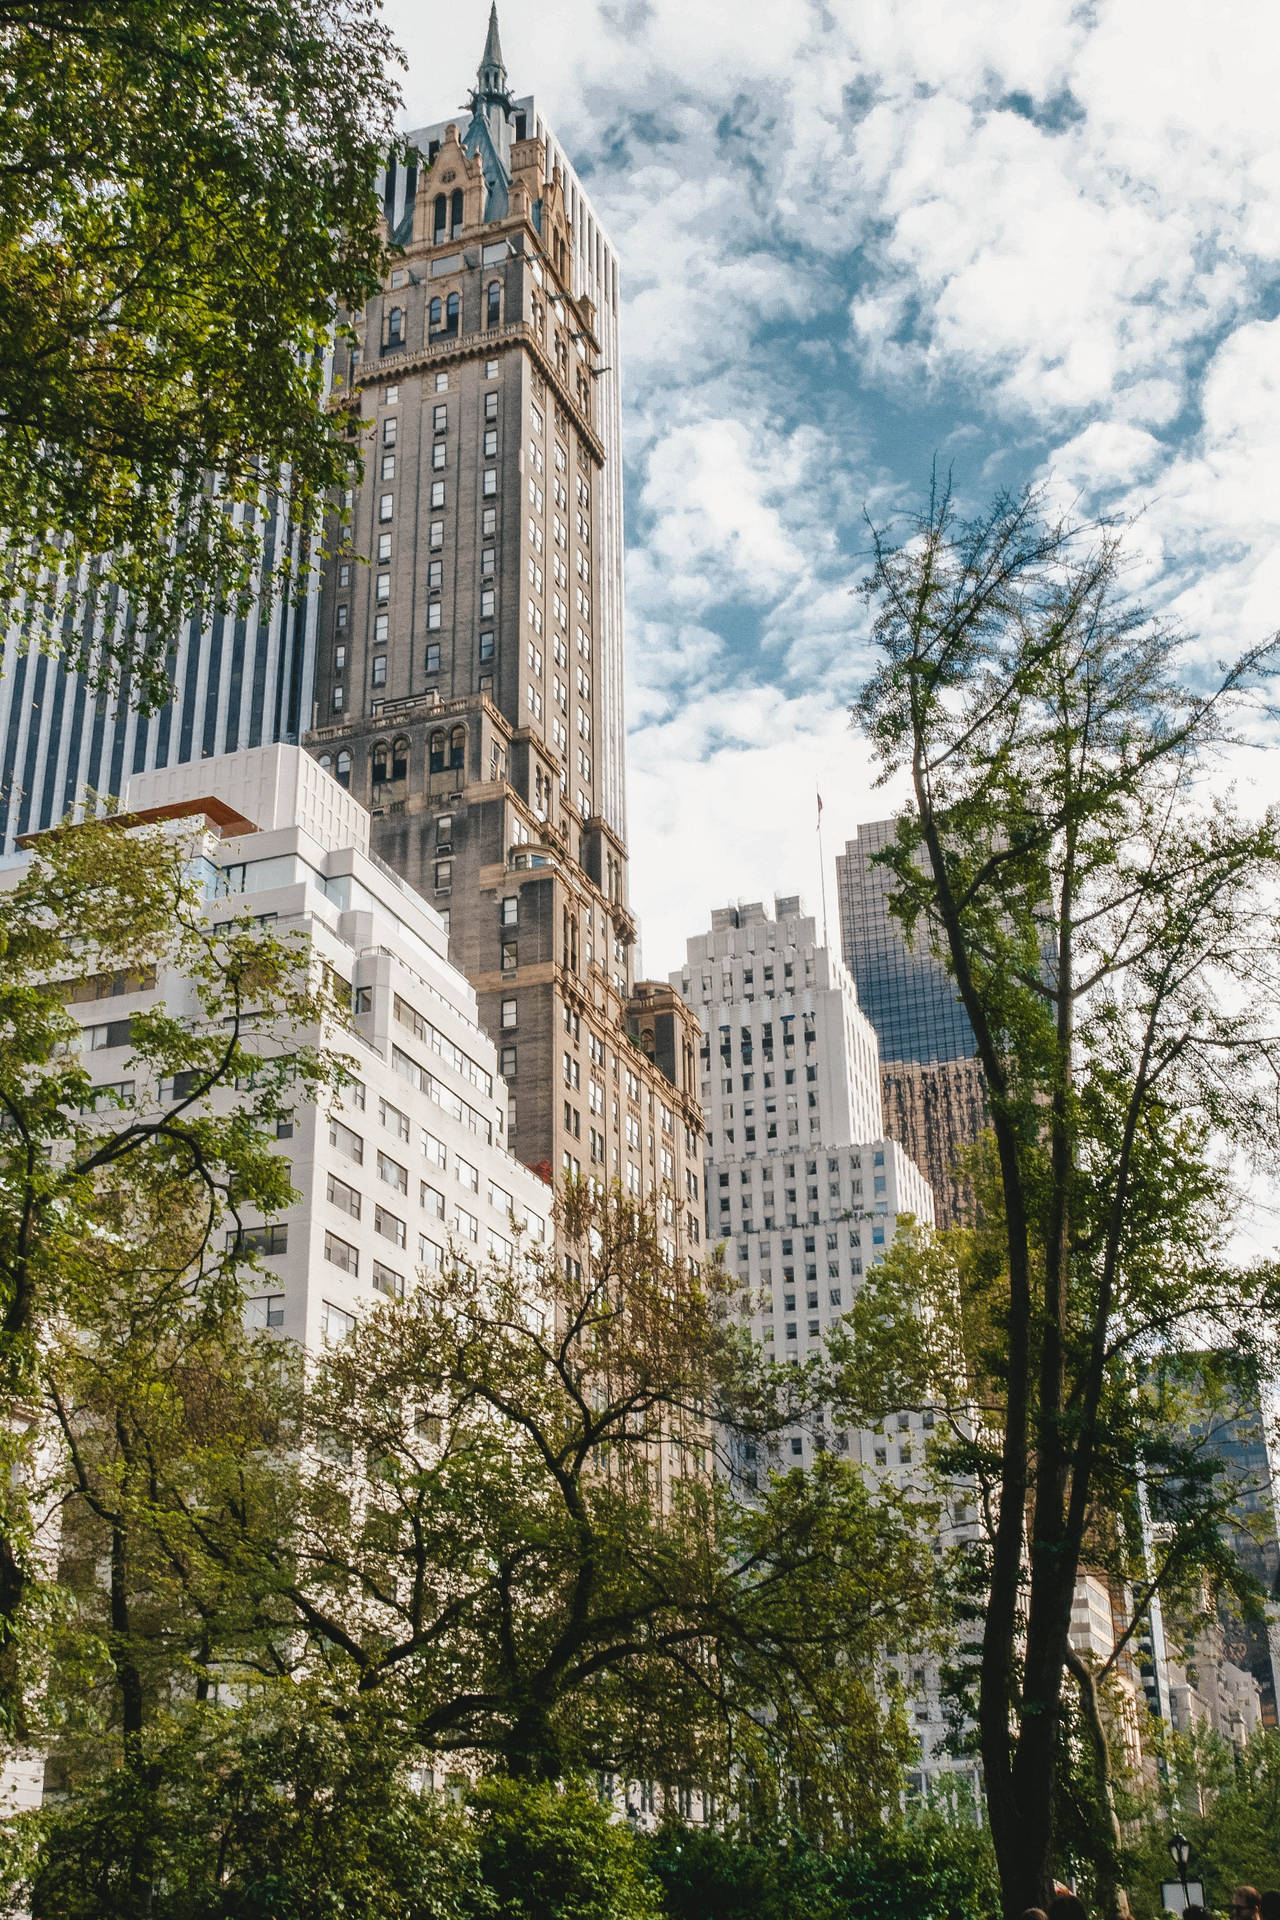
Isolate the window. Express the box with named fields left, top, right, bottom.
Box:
left=328, top=1118, right=363, bottom=1164
left=374, top=613, right=388, bottom=643
left=322, top=1300, right=356, bottom=1342
left=392, top=736, right=408, bottom=780
left=375, top=1204, right=406, bottom=1249
left=432, top=441, right=446, bottom=471
left=485, top=357, right=498, bottom=377
left=246, top=1295, right=285, bottom=1330
left=435, top=371, right=448, bottom=392
left=386, top=305, right=403, bottom=345
left=445, top=290, right=459, bottom=330
left=327, top=1171, right=361, bottom=1218
left=479, top=630, right=494, bottom=662
left=421, top=1181, right=445, bottom=1218
left=378, top=1150, right=408, bottom=1194
left=385, top=384, right=399, bottom=403
left=430, top=481, right=445, bottom=508
left=324, top=1231, right=359, bottom=1276
left=383, top=416, right=397, bottom=445
left=428, top=294, right=442, bottom=329
left=483, top=428, right=497, bottom=457
left=429, top=519, right=444, bottom=550
left=486, top=279, right=501, bottom=327
left=450, top=187, right=463, bottom=235
left=377, top=532, right=392, bottom=562
left=436, top=814, right=453, bottom=848
left=381, top=452, right=395, bottom=481
left=335, top=750, right=351, bottom=788
left=425, top=643, right=440, bottom=674
left=372, top=1260, right=404, bottom=1299
left=501, top=895, right=518, bottom=926
left=501, top=998, right=517, bottom=1028
left=426, top=602, right=442, bottom=630
left=227, top=1223, right=289, bottom=1256
left=379, top=493, right=393, bottom=522
left=501, top=942, right=517, bottom=972
left=434, top=860, right=452, bottom=891
left=432, top=193, right=446, bottom=242
left=500, top=1045, right=516, bottom=1076
left=482, top=506, right=497, bottom=535
left=338, top=563, right=351, bottom=586
left=484, top=390, right=498, bottom=420
left=455, top=1155, right=479, bottom=1194
left=480, top=588, right=494, bottom=617
left=371, top=655, right=387, bottom=686
left=433, top=403, right=447, bottom=430
left=449, top=724, right=465, bottom=769
left=421, top=1128, right=447, bottom=1169
left=483, top=469, right=497, bottom=497
left=430, top=729, right=446, bottom=772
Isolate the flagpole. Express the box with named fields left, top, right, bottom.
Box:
left=817, top=790, right=830, bottom=951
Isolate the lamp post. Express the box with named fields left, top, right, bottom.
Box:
left=1168, top=1831, right=1191, bottom=1906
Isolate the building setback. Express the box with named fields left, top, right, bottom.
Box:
left=673, top=896, right=979, bottom=1801
left=303, top=14, right=704, bottom=1259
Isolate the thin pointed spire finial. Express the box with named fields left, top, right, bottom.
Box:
left=476, top=2, right=508, bottom=93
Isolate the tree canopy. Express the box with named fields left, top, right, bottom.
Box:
left=847, top=482, right=1280, bottom=1914
left=0, top=0, right=401, bottom=706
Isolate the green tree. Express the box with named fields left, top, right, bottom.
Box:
left=264, top=1183, right=935, bottom=1825
left=472, top=1776, right=661, bottom=1920
left=0, top=0, right=400, bottom=706
left=848, top=483, right=1280, bottom=1913
left=13, top=1699, right=494, bottom=1920
left=0, top=813, right=347, bottom=1732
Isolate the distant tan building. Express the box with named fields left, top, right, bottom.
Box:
left=878, top=1057, right=988, bottom=1230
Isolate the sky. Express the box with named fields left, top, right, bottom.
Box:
left=383, top=0, right=1280, bottom=978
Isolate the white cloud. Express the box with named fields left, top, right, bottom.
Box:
left=377, top=0, right=1280, bottom=971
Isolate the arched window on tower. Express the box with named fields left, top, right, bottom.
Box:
left=372, top=741, right=389, bottom=786
left=486, top=280, right=501, bottom=329
left=445, top=290, right=459, bottom=334
left=448, top=724, right=465, bottom=771
left=318, top=753, right=332, bottom=774
left=391, top=736, right=409, bottom=782
left=335, top=750, right=351, bottom=789
left=386, top=306, right=403, bottom=347
left=450, top=187, right=464, bottom=236
left=430, top=729, right=446, bottom=774
left=433, top=193, right=447, bottom=242
left=428, top=295, right=442, bottom=332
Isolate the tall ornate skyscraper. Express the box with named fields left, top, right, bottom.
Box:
left=304, top=13, right=704, bottom=1246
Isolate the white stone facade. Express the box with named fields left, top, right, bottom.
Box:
left=109, top=745, right=553, bottom=1347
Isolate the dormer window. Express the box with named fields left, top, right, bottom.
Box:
left=386, top=306, right=403, bottom=346
left=450, top=187, right=464, bottom=236
left=433, top=192, right=447, bottom=242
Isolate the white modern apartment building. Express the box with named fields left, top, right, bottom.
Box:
left=673, top=896, right=982, bottom=1804
left=98, top=744, right=553, bottom=1345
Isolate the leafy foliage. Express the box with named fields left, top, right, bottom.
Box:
left=272, top=1183, right=936, bottom=1824
left=0, top=815, right=347, bottom=1732
left=850, top=481, right=1280, bottom=1911
left=0, top=0, right=401, bottom=704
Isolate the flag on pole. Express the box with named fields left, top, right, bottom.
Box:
left=816, top=791, right=824, bottom=825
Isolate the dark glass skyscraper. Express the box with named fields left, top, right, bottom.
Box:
left=835, top=818, right=975, bottom=1065
left=836, top=819, right=984, bottom=1229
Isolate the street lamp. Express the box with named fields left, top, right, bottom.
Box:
left=1168, top=1831, right=1191, bottom=1904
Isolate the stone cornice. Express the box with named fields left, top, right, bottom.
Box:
left=349, top=318, right=605, bottom=468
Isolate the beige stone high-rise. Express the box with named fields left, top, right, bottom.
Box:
left=305, top=10, right=705, bottom=1261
